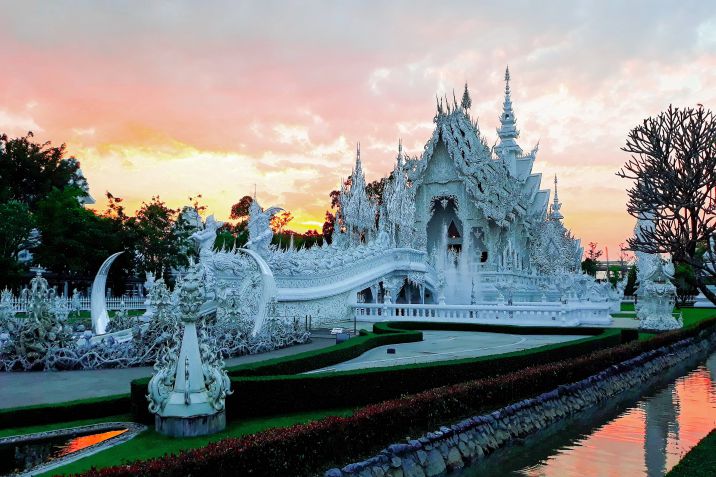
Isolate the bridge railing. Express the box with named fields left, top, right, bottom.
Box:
left=352, top=301, right=612, bottom=326
left=10, top=296, right=147, bottom=313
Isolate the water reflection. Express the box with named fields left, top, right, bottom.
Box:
left=0, top=428, right=127, bottom=475
left=457, top=352, right=716, bottom=477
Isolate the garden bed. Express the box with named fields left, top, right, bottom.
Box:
left=130, top=323, right=620, bottom=423
left=73, top=317, right=716, bottom=477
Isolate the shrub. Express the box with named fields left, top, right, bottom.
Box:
left=0, top=394, right=129, bottom=430
left=131, top=324, right=618, bottom=423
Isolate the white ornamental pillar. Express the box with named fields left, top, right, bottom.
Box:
left=149, top=263, right=231, bottom=437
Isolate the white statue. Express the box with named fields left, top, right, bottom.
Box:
left=245, top=200, right=282, bottom=256
left=636, top=254, right=681, bottom=330
left=191, top=215, right=224, bottom=257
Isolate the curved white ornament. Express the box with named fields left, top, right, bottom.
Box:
left=239, top=248, right=277, bottom=336
left=91, top=251, right=123, bottom=335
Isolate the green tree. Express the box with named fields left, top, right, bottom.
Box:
left=0, top=132, right=87, bottom=209
left=581, top=258, right=598, bottom=277
left=0, top=200, right=34, bottom=287
left=608, top=265, right=622, bottom=287
left=624, top=265, right=637, bottom=296
left=33, top=188, right=126, bottom=283
left=672, top=262, right=698, bottom=307
left=130, top=196, right=182, bottom=277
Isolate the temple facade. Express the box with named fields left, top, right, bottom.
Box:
left=198, top=68, right=614, bottom=327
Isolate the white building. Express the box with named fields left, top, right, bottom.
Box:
left=200, top=68, right=614, bottom=327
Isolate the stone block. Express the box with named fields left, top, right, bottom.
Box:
left=424, top=449, right=446, bottom=477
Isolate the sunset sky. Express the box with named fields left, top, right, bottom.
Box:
left=2, top=1, right=715, bottom=257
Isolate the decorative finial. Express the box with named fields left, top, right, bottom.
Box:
left=505, top=65, right=511, bottom=95
left=356, top=141, right=360, bottom=161
left=551, top=174, right=564, bottom=220
left=461, top=82, right=472, bottom=110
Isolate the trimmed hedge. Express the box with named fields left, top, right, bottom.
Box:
left=80, top=317, right=716, bottom=477
left=130, top=323, right=620, bottom=423
left=130, top=327, right=423, bottom=423
left=0, top=394, right=129, bottom=430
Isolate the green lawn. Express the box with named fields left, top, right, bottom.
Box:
left=680, top=307, right=716, bottom=328
left=616, top=301, right=716, bottom=328
left=38, top=407, right=354, bottom=476
left=666, top=428, right=716, bottom=477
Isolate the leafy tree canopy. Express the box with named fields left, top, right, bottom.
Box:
left=0, top=132, right=87, bottom=209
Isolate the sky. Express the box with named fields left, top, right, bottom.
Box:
left=1, top=0, right=715, bottom=258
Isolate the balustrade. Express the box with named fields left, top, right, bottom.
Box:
left=352, top=300, right=612, bottom=326
left=10, top=296, right=147, bottom=313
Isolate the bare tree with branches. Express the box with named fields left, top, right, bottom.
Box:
left=617, top=105, right=716, bottom=305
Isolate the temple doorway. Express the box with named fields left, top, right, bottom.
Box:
left=427, top=197, right=463, bottom=257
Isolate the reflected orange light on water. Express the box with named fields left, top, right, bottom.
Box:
left=58, top=429, right=127, bottom=457
left=519, top=360, right=716, bottom=477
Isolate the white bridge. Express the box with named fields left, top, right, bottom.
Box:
left=273, top=248, right=436, bottom=302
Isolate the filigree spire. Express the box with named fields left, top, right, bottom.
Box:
left=497, top=65, right=520, bottom=147
left=550, top=174, right=564, bottom=220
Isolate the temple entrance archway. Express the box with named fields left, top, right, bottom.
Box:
left=427, top=196, right=463, bottom=257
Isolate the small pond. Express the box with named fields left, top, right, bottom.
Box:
left=0, top=425, right=130, bottom=476
left=455, top=351, right=716, bottom=477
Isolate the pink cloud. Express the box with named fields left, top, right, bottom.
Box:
left=1, top=1, right=715, bottom=257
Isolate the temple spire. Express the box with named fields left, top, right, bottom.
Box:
left=497, top=65, right=519, bottom=146
left=550, top=174, right=564, bottom=220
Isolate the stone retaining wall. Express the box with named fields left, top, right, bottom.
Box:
left=324, top=331, right=716, bottom=477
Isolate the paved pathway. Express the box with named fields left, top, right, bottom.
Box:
left=306, top=330, right=589, bottom=373
left=0, top=338, right=335, bottom=409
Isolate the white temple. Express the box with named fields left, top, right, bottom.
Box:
left=196, top=68, right=615, bottom=327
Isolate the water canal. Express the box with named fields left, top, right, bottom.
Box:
left=456, top=351, right=716, bottom=477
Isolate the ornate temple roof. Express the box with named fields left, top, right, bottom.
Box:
left=405, top=68, right=551, bottom=229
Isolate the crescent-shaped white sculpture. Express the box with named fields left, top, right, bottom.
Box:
left=91, top=251, right=124, bottom=335
left=239, top=248, right=277, bottom=337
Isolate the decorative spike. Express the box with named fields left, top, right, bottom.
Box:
left=461, top=82, right=472, bottom=110
left=505, top=65, right=511, bottom=96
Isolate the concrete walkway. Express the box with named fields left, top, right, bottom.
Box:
left=306, top=331, right=588, bottom=373
left=0, top=338, right=335, bottom=409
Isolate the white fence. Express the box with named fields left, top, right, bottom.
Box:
left=352, top=301, right=613, bottom=327
left=10, top=296, right=147, bottom=313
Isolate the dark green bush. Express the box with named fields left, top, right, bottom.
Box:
left=130, top=324, right=618, bottom=422
left=0, top=394, right=129, bottom=430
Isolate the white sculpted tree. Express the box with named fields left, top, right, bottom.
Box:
left=383, top=142, right=416, bottom=247
left=341, top=144, right=376, bottom=244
